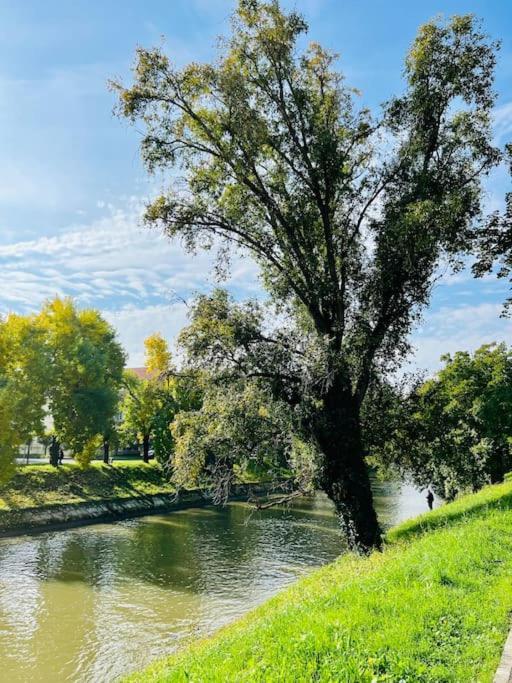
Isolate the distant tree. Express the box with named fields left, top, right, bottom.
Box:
left=151, top=380, right=201, bottom=467
left=121, top=373, right=162, bottom=462
left=0, top=312, right=48, bottom=480
left=145, top=332, right=173, bottom=376
left=36, top=298, right=126, bottom=466
left=120, top=334, right=178, bottom=463
left=157, top=370, right=203, bottom=469
left=371, top=344, right=512, bottom=499
left=114, top=2, right=501, bottom=550
left=0, top=300, right=126, bottom=474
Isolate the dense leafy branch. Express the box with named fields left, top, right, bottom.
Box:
left=473, top=143, right=512, bottom=310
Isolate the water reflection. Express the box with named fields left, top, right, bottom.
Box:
left=0, top=480, right=427, bottom=682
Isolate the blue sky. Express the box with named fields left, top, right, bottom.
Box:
left=0, top=0, right=511, bottom=368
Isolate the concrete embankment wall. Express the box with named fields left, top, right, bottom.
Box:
left=0, top=483, right=272, bottom=538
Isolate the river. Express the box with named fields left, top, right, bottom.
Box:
left=0, top=480, right=430, bottom=682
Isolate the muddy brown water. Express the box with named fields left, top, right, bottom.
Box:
left=0, top=479, right=431, bottom=682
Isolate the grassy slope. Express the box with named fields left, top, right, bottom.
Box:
left=0, top=461, right=174, bottom=512
left=128, top=480, right=512, bottom=683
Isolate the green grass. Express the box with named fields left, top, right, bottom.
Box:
left=386, top=479, right=512, bottom=543
left=0, top=461, right=174, bottom=512
left=127, top=480, right=512, bottom=683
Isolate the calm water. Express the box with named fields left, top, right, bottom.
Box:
left=0, top=480, right=429, bottom=682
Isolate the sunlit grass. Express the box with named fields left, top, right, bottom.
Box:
left=0, top=461, right=173, bottom=512
left=127, top=480, right=512, bottom=683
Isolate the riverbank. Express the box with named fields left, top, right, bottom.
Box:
left=0, top=462, right=271, bottom=537
left=1, top=461, right=174, bottom=508
left=128, top=479, right=512, bottom=683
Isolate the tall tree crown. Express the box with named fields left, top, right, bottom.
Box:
left=113, top=1, right=500, bottom=403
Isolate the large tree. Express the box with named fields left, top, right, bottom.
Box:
left=0, top=299, right=126, bottom=472
left=114, top=2, right=501, bottom=550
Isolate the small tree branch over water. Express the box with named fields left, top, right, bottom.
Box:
left=113, top=2, right=502, bottom=551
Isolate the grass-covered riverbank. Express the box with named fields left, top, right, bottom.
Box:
left=0, top=461, right=177, bottom=534
left=0, top=462, right=277, bottom=536
left=0, top=461, right=174, bottom=511
left=128, top=480, right=512, bottom=683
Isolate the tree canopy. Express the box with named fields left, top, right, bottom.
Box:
left=0, top=313, right=48, bottom=481
left=38, top=298, right=126, bottom=464
left=371, top=343, right=512, bottom=500
left=0, top=298, right=126, bottom=473
left=120, top=334, right=194, bottom=464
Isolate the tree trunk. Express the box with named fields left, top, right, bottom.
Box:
left=314, top=378, right=381, bottom=553
left=142, top=434, right=150, bottom=463
left=103, top=439, right=110, bottom=465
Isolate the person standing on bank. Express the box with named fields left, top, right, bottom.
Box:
left=426, top=489, right=434, bottom=510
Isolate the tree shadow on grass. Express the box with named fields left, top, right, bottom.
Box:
left=0, top=464, right=169, bottom=512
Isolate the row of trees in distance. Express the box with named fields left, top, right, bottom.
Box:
left=0, top=298, right=125, bottom=477
left=0, top=297, right=198, bottom=478
left=3, top=294, right=512, bottom=519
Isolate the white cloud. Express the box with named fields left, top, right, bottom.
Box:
left=0, top=202, right=260, bottom=315
left=493, top=101, right=512, bottom=145
left=1, top=197, right=511, bottom=374
left=104, top=303, right=190, bottom=366
left=0, top=199, right=263, bottom=363
left=411, top=302, right=512, bottom=374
